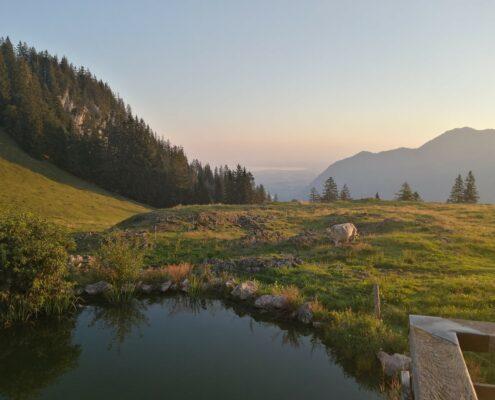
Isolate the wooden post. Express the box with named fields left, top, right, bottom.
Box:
left=373, top=283, right=381, bottom=319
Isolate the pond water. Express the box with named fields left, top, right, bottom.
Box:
left=0, top=296, right=382, bottom=400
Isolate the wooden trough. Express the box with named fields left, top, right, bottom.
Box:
left=408, top=315, right=495, bottom=400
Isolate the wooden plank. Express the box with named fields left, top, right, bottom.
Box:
left=457, top=332, right=495, bottom=353
left=409, top=325, right=478, bottom=399
left=473, top=383, right=495, bottom=400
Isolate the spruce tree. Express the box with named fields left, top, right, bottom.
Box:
left=464, top=171, right=479, bottom=203
left=309, top=187, right=320, bottom=202
left=340, top=184, right=351, bottom=201
left=375, top=192, right=381, bottom=200
left=322, top=177, right=338, bottom=202
left=395, top=182, right=415, bottom=201
left=447, top=174, right=464, bottom=203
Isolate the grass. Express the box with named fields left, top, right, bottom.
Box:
left=112, top=200, right=495, bottom=380
left=0, top=131, right=149, bottom=231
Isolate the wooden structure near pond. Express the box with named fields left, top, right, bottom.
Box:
left=408, top=315, right=495, bottom=400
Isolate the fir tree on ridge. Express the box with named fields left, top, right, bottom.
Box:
left=322, top=177, right=338, bottom=202
left=339, top=184, right=351, bottom=201
left=463, top=171, right=479, bottom=204
left=447, top=174, right=465, bottom=203
left=309, top=187, right=321, bottom=203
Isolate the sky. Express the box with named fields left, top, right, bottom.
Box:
left=3, top=0, right=495, bottom=170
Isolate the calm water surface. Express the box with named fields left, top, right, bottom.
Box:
left=0, top=297, right=381, bottom=400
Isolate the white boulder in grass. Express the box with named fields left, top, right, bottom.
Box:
left=377, top=351, right=412, bottom=376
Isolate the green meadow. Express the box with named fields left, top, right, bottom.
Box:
left=117, top=201, right=495, bottom=382
left=0, top=131, right=150, bottom=231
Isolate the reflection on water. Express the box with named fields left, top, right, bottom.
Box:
left=0, top=296, right=382, bottom=400
left=0, top=317, right=80, bottom=400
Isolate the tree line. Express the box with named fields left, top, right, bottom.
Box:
left=0, top=38, right=269, bottom=207
left=310, top=172, right=480, bottom=203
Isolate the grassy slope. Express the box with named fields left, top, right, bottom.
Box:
left=0, top=131, right=150, bottom=231
left=120, top=201, right=495, bottom=381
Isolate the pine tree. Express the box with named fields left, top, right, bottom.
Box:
left=309, top=187, right=320, bottom=203
left=395, top=182, right=416, bottom=201
left=447, top=174, right=464, bottom=203
left=464, top=171, right=479, bottom=203
left=273, top=193, right=279, bottom=202
left=413, top=191, right=422, bottom=201
left=340, top=184, right=351, bottom=201
left=375, top=192, right=381, bottom=200
left=322, top=177, right=338, bottom=202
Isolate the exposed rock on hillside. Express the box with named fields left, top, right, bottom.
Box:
left=207, top=255, right=302, bottom=273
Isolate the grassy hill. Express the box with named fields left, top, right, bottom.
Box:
left=0, top=131, right=150, bottom=231
left=119, top=201, right=495, bottom=382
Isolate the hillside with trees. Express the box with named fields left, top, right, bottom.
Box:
left=0, top=38, right=268, bottom=207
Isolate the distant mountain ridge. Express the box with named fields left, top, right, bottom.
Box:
left=303, top=128, right=495, bottom=203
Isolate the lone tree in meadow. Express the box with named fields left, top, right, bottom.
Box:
left=463, top=171, right=479, bottom=203
left=395, top=182, right=418, bottom=201
left=447, top=174, right=465, bottom=203
left=375, top=192, right=381, bottom=200
left=309, top=187, right=321, bottom=203
left=322, top=177, right=339, bottom=202
left=340, top=184, right=352, bottom=201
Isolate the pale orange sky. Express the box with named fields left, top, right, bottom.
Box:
left=6, top=1, right=495, bottom=170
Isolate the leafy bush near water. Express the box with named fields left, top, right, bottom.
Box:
left=96, top=232, right=146, bottom=303
left=0, top=212, right=75, bottom=325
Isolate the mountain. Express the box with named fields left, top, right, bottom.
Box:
left=303, top=127, right=495, bottom=203
left=0, top=38, right=267, bottom=208
left=0, top=130, right=149, bottom=230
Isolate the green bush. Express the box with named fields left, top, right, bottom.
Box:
left=0, top=212, right=75, bottom=325
left=96, top=232, right=145, bottom=302
left=325, top=310, right=406, bottom=376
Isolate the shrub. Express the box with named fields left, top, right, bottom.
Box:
left=140, top=266, right=170, bottom=285
left=0, top=212, right=75, bottom=325
left=325, top=309, right=406, bottom=375
left=271, top=284, right=303, bottom=309
left=162, top=263, right=192, bottom=283
left=96, top=232, right=145, bottom=303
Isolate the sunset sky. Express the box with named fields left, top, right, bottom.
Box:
left=3, top=0, right=495, bottom=170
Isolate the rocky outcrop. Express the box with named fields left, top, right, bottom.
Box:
left=85, top=281, right=112, bottom=295
left=208, top=255, right=302, bottom=273
left=254, top=295, right=288, bottom=310
left=288, top=231, right=318, bottom=248
left=231, top=281, right=258, bottom=300
left=377, top=351, right=412, bottom=376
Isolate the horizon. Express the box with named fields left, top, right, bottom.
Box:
left=4, top=1, right=495, bottom=170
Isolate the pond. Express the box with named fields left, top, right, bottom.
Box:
left=0, top=296, right=382, bottom=400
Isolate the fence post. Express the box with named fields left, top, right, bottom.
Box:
left=373, top=283, right=381, bottom=319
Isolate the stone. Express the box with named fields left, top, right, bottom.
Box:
left=85, top=281, right=112, bottom=295
left=231, top=281, right=258, bottom=300
left=181, top=279, right=190, bottom=292
left=225, top=279, right=237, bottom=289
left=160, top=281, right=172, bottom=293
left=377, top=351, right=412, bottom=376
left=294, top=302, right=313, bottom=324
left=140, top=283, right=154, bottom=293
left=254, top=294, right=289, bottom=310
